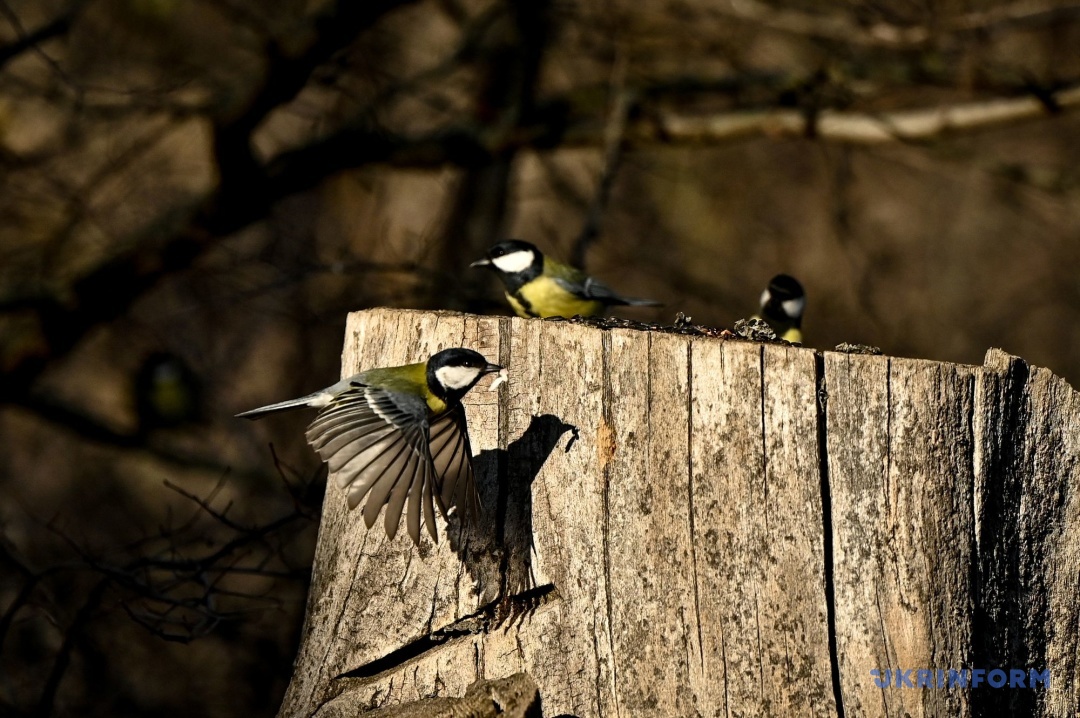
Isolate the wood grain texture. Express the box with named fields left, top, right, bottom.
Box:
left=279, top=309, right=1080, bottom=718
left=314, top=673, right=540, bottom=718
left=826, top=355, right=975, bottom=717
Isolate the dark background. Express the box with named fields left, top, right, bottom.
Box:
left=1, top=0, right=1079, bottom=715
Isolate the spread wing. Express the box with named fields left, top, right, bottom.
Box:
left=304, top=385, right=440, bottom=545
left=427, top=403, right=481, bottom=524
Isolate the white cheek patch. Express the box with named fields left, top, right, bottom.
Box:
left=491, top=250, right=535, bottom=274
left=782, top=296, right=805, bottom=319
left=436, top=365, right=483, bottom=391
left=760, top=289, right=771, bottom=309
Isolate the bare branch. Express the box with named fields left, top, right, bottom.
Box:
left=655, top=86, right=1080, bottom=145
left=0, top=0, right=425, bottom=402
left=0, top=2, right=82, bottom=71
left=8, top=392, right=283, bottom=487
left=572, top=50, right=633, bottom=268
left=211, top=0, right=425, bottom=192
left=711, top=0, right=1080, bottom=49
left=35, top=578, right=108, bottom=718
left=163, top=479, right=247, bottom=533
left=3, top=22, right=1079, bottom=406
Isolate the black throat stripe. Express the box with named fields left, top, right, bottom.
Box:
left=512, top=290, right=539, bottom=318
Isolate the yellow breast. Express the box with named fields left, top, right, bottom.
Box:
left=509, top=277, right=604, bottom=319
left=780, top=327, right=803, bottom=344
left=425, top=393, right=448, bottom=415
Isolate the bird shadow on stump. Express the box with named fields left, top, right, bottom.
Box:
left=334, top=415, right=576, bottom=688
left=446, top=414, right=576, bottom=621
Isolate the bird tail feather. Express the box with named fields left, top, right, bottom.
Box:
left=235, top=395, right=317, bottom=420
left=617, top=296, right=663, bottom=307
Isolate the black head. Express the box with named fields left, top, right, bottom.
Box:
left=470, top=240, right=544, bottom=280
left=426, top=348, right=503, bottom=402
left=760, top=274, right=806, bottom=323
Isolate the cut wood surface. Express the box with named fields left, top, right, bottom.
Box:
left=279, top=308, right=1080, bottom=718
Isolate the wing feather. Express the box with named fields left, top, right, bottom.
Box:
left=323, top=425, right=398, bottom=476
left=421, top=462, right=438, bottom=542
left=339, top=432, right=400, bottom=494
left=305, top=387, right=436, bottom=541
left=429, top=406, right=480, bottom=523
left=553, top=274, right=660, bottom=307
left=406, top=457, right=426, bottom=545
left=383, top=437, right=422, bottom=540
left=361, top=435, right=415, bottom=529
left=429, top=415, right=463, bottom=508
left=310, top=414, right=389, bottom=453
left=304, top=383, right=480, bottom=543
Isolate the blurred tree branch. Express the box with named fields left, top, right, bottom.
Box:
left=3, top=0, right=1080, bottom=407
left=712, top=0, right=1080, bottom=49
left=211, top=0, right=425, bottom=195
left=0, top=1, right=82, bottom=71
left=655, top=85, right=1080, bottom=144
left=3, top=76, right=1080, bottom=403
left=572, top=51, right=632, bottom=269
left=9, top=391, right=288, bottom=487
left=428, top=0, right=555, bottom=310
left=4, top=79, right=1080, bottom=403
left=0, top=0, right=423, bottom=402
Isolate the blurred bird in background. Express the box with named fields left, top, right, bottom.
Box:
left=471, top=239, right=661, bottom=318
left=134, top=351, right=203, bottom=433
left=236, top=348, right=503, bottom=545
left=754, top=274, right=806, bottom=344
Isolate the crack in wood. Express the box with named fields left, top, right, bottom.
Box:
left=685, top=340, right=706, bottom=674
left=598, top=331, right=620, bottom=718
left=759, top=346, right=770, bottom=536
left=972, top=355, right=1037, bottom=718
left=814, top=352, right=846, bottom=718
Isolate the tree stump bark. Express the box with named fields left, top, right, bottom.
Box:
left=279, top=308, right=1080, bottom=718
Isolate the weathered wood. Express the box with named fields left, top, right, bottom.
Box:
left=827, top=355, right=975, bottom=717
left=688, top=337, right=834, bottom=716
left=279, top=308, right=1080, bottom=718
left=315, top=673, right=540, bottom=718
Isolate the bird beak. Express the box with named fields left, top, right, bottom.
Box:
left=483, top=362, right=503, bottom=374
left=469, top=257, right=491, bottom=268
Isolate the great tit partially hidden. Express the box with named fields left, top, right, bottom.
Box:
left=236, top=348, right=503, bottom=545
left=135, top=352, right=202, bottom=431
left=471, top=239, right=661, bottom=319
left=754, top=274, right=805, bottom=344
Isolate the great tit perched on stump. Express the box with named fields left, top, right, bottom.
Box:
left=471, top=239, right=661, bottom=319
left=236, top=348, right=503, bottom=545
left=754, top=274, right=806, bottom=344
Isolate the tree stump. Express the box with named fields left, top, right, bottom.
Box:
left=279, top=308, right=1080, bottom=718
